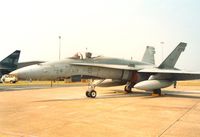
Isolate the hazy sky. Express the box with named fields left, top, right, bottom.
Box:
left=0, top=0, right=200, bottom=71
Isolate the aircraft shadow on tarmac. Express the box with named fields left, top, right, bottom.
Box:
left=107, top=89, right=200, bottom=99
left=142, top=90, right=200, bottom=99
left=33, top=91, right=151, bottom=103
left=33, top=89, right=200, bottom=103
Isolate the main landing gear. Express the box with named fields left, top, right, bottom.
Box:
left=124, top=85, right=132, bottom=93
left=152, top=89, right=162, bottom=96
left=124, top=82, right=134, bottom=93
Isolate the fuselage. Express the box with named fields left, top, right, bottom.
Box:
left=10, top=56, right=155, bottom=82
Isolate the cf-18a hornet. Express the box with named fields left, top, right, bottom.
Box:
left=10, top=42, right=200, bottom=98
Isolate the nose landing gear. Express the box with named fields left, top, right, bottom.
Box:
left=86, top=90, right=97, bottom=98
left=85, top=79, right=105, bottom=98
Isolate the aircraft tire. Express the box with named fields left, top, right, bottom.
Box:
left=86, top=91, right=90, bottom=97
left=89, top=90, right=97, bottom=98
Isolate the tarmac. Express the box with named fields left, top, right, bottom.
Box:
left=0, top=83, right=200, bottom=137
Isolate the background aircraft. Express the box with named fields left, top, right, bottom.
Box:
left=0, top=50, right=20, bottom=77
left=0, top=50, right=44, bottom=79
left=10, top=42, right=200, bottom=98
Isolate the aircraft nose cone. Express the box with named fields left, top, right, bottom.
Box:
left=9, top=66, right=33, bottom=80
left=10, top=64, right=43, bottom=80
left=10, top=69, right=23, bottom=79
left=10, top=70, right=17, bottom=75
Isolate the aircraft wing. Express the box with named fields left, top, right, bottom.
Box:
left=70, top=63, right=140, bottom=71
left=139, top=68, right=200, bottom=81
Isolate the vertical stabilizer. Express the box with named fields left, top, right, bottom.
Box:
left=159, top=42, right=187, bottom=69
left=1, top=50, right=21, bottom=69
left=142, top=46, right=155, bottom=64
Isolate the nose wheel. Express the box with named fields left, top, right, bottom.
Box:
left=85, top=79, right=105, bottom=98
left=86, top=90, right=97, bottom=98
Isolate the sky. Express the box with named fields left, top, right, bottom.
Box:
left=0, top=0, right=200, bottom=71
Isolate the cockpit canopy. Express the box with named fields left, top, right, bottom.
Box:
left=85, top=52, right=92, bottom=59
left=68, top=52, right=83, bottom=59
left=68, top=52, right=93, bottom=60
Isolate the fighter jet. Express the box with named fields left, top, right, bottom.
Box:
left=10, top=42, right=200, bottom=98
left=0, top=50, right=20, bottom=77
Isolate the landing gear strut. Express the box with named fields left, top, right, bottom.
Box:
left=124, top=85, right=132, bottom=93
left=124, top=82, right=134, bottom=93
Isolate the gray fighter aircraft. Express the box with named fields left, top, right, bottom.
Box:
left=10, top=42, right=200, bottom=98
